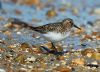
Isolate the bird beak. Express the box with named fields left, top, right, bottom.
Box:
left=73, top=24, right=81, bottom=30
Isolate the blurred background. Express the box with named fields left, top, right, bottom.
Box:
left=0, top=0, right=100, bottom=26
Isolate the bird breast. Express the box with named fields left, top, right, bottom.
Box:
left=42, top=31, right=70, bottom=42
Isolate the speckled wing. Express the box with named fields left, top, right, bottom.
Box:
left=11, top=18, right=62, bottom=34
left=33, top=22, right=62, bottom=34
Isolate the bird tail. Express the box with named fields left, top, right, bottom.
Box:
left=9, top=18, right=35, bottom=30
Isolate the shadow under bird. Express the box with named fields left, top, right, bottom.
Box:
left=10, top=18, right=81, bottom=54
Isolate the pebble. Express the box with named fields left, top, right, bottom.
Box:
left=91, top=53, right=100, bottom=60
left=81, top=48, right=96, bottom=57
left=14, top=9, right=22, bottom=15
left=46, top=9, right=57, bottom=18
left=26, top=56, right=36, bottom=62
left=17, top=31, right=21, bottom=35
left=87, top=61, right=99, bottom=68
left=55, top=63, right=60, bottom=66
left=93, top=8, right=100, bottom=15
left=60, top=60, right=66, bottom=65
left=55, top=66, right=72, bottom=72
left=0, top=68, right=6, bottom=72
left=72, top=7, right=79, bottom=15
left=72, top=58, right=85, bottom=65
left=93, top=19, right=100, bottom=31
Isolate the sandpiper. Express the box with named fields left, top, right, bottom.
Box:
left=11, top=18, right=81, bottom=52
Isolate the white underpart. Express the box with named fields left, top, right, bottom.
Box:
left=43, top=31, right=70, bottom=42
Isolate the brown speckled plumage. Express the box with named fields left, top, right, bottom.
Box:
left=12, top=18, right=73, bottom=34
left=35, top=24, right=65, bottom=33
left=11, top=18, right=74, bottom=34
left=33, top=18, right=74, bottom=33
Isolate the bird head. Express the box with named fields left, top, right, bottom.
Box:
left=62, top=18, right=81, bottom=30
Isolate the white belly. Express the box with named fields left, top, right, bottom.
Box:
left=42, top=31, right=70, bottom=42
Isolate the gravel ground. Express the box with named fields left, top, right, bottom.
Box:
left=0, top=0, right=100, bottom=72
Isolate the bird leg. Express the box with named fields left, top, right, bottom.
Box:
left=40, top=42, right=68, bottom=55
left=51, top=42, right=58, bottom=51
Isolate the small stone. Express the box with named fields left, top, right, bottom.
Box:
left=96, top=36, right=100, bottom=40
left=91, top=53, right=100, bottom=60
left=92, top=36, right=96, bottom=39
left=72, top=58, right=85, bottom=65
left=87, top=61, right=99, bottom=68
left=3, top=31, right=12, bottom=37
left=55, top=64, right=60, bottom=66
left=14, top=54, right=26, bottom=64
left=11, top=0, right=18, bottom=3
left=58, top=56, right=65, bottom=60
left=17, top=68, right=27, bottom=72
left=4, top=23, right=13, bottom=28
left=60, top=68, right=72, bottom=72
left=35, top=35, right=40, bottom=38
left=93, top=8, right=100, bottom=15
left=0, top=48, right=5, bottom=52
left=55, top=66, right=72, bottom=72
left=81, top=48, right=96, bottom=57
left=17, top=31, right=21, bottom=35
left=84, top=35, right=93, bottom=40
left=20, top=43, right=30, bottom=48
left=32, top=34, right=40, bottom=38
left=46, top=9, right=57, bottom=18
left=72, top=7, right=79, bottom=15
left=92, top=32, right=98, bottom=36
left=0, top=68, right=6, bottom=72
left=0, top=40, right=5, bottom=44
left=14, top=9, right=22, bottom=15
left=27, top=65, right=33, bottom=69
left=8, top=45, right=17, bottom=49
left=24, top=0, right=40, bottom=6
left=26, top=56, right=36, bottom=62
left=96, top=48, right=100, bottom=53
left=19, top=43, right=31, bottom=51
left=87, top=53, right=93, bottom=57
left=0, top=16, right=4, bottom=21
left=91, top=61, right=98, bottom=65
left=60, top=60, right=66, bottom=65
left=81, top=34, right=93, bottom=41
left=58, top=7, right=66, bottom=12
left=93, top=19, right=100, bottom=31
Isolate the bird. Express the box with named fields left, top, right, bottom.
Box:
left=10, top=18, right=81, bottom=52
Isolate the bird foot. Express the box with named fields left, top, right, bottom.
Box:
left=40, top=46, right=68, bottom=55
